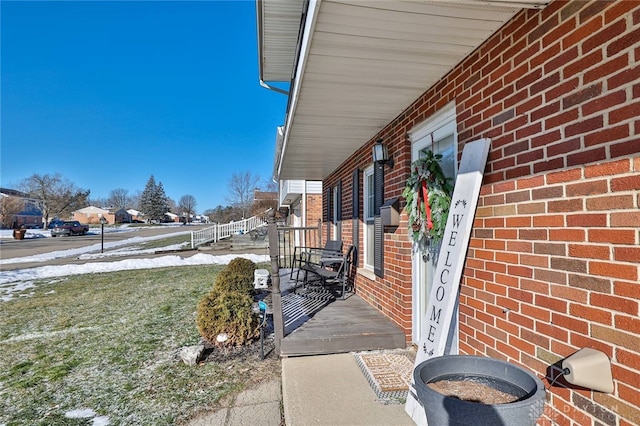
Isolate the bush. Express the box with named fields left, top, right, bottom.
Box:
left=212, top=257, right=256, bottom=295
left=225, top=258, right=256, bottom=282
left=214, top=271, right=254, bottom=294
left=196, top=289, right=259, bottom=346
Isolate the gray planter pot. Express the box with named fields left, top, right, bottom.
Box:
left=413, top=355, right=545, bottom=426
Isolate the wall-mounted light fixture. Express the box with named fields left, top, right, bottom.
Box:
left=372, top=138, right=394, bottom=168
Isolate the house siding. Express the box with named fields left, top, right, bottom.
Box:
left=323, top=1, right=639, bottom=424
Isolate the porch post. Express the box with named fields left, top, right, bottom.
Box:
left=267, top=210, right=284, bottom=355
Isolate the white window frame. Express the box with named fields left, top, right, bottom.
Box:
left=363, top=165, right=375, bottom=270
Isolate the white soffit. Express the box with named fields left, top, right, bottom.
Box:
left=258, top=0, right=306, bottom=82
left=275, top=0, right=547, bottom=180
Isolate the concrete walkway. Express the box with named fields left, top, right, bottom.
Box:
left=282, top=353, right=414, bottom=426
left=186, top=379, right=282, bottom=426
left=186, top=352, right=416, bottom=426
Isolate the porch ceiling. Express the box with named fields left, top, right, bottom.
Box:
left=259, top=0, right=548, bottom=181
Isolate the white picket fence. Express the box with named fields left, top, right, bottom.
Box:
left=190, top=213, right=268, bottom=249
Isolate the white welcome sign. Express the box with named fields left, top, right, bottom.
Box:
left=405, top=138, right=491, bottom=425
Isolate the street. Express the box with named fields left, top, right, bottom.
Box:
left=0, top=224, right=210, bottom=271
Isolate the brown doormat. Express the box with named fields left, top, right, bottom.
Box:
left=352, top=349, right=415, bottom=404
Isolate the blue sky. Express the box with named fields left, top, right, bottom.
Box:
left=1, top=1, right=288, bottom=213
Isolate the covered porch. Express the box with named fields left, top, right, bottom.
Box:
left=264, top=267, right=407, bottom=357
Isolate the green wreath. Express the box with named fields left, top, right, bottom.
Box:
left=402, top=151, right=453, bottom=250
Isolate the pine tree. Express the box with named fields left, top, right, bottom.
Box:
left=140, top=175, right=168, bottom=222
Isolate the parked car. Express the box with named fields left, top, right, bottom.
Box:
left=48, top=219, right=65, bottom=229
left=51, top=221, right=89, bottom=237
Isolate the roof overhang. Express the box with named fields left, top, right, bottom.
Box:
left=259, top=0, right=548, bottom=181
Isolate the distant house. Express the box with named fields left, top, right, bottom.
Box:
left=0, top=188, right=43, bottom=228
left=127, top=209, right=144, bottom=222
left=164, top=212, right=180, bottom=223
left=73, top=206, right=132, bottom=224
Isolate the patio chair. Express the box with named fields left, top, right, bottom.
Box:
left=290, top=240, right=343, bottom=281
left=300, top=245, right=356, bottom=299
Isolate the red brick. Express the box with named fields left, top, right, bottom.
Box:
left=584, top=123, right=631, bottom=147
left=584, top=53, right=630, bottom=85
left=520, top=302, right=550, bottom=323
left=551, top=313, right=588, bottom=334
left=567, top=146, right=607, bottom=167
left=569, top=303, right=612, bottom=325
left=548, top=199, right=583, bottom=213
left=589, top=261, right=638, bottom=281
left=563, top=82, right=602, bottom=109
left=569, top=274, right=612, bottom=293
left=536, top=320, right=567, bottom=342
left=585, top=158, right=631, bottom=179
left=549, top=228, right=585, bottom=242
left=536, top=294, right=567, bottom=313
left=583, top=18, right=626, bottom=54
left=532, top=185, right=563, bottom=200
left=551, top=257, right=587, bottom=274
left=589, top=229, right=637, bottom=244
left=608, top=26, right=640, bottom=57
left=566, top=179, right=608, bottom=196
left=587, top=194, right=635, bottom=211
left=545, top=108, right=579, bottom=130
left=551, top=284, right=587, bottom=303
left=546, top=138, right=581, bottom=157
left=517, top=175, right=545, bottom=189
left=563, top=11, right=601, bottom=49
left=615, top=247, right=640, bottom=263
left=568, top=243, right=610, bottom=260
left=567, top=115, right=605, bottom=137
left=519, top=228, right=548, bottom=241
left=546, top=168, right=582, bottom=184
left=508, top=264, right=533, bottom=278
left=605, top=0, right=639, bottom=23
left=615, top=314, right=640, bottom=334
left=533, top=215, right=564, bottom=227
left=534, top=242, right=566, bottom=256
left=614, top=280, right=639, bottom=300
left=583, top=89, right=627, bottom=116
left=611, top=212, right=640, bottom=227
left=611, top=138, right=640, bottom=158
left=531, top=129, right=562, bottom=148
left=611, top=174, right=640, bottom=192
left=566, top=213, right=607, bottom=227
left=610, top=100, right=640, bottom=125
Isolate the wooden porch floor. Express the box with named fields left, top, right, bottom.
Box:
left=269, top=269, right=407, bottom=357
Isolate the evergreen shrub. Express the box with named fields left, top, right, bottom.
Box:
left=225, top=258, right=256, bottom=283
left=195, top=258, right=260, bottom=346
left=195, top=289, right=259, bottom=346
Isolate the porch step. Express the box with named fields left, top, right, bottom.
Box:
left=230, top=233, right=269, bottom=250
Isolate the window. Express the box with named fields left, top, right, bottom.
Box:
left=363, top=166, right=375, bottom=270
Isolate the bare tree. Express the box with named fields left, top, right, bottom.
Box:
left=88, top=196, right=109, bottom=208
left=178, top=194, right=197, bottom=224
left=0, top=196, right=25, bottom=228
left=18, top=173, right=89, bottom=226
left=226, top=171, right=261, bottom=219
left=108, top=188, right=129, bottom=209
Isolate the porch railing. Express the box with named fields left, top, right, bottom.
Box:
left=190, top=211, right=270, bottom=249
left=276, top=221, right=322, bottom=269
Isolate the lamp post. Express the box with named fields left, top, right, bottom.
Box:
left=99, top=216, right=108, bottom=253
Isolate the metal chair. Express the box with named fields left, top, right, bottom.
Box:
left=300, top=245, right=356, bottom=299
left=290, top=240, right=343, bottom=281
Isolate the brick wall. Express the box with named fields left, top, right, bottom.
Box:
left=324, top=1, right=639, bottom=424
left=305, top=193, right=322, bottom=228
